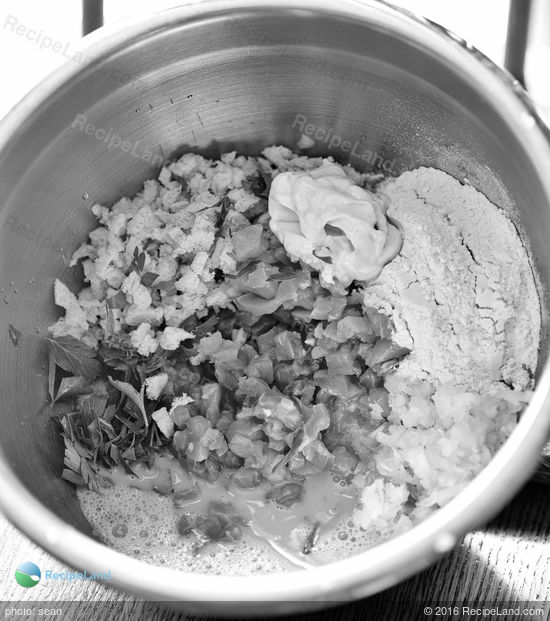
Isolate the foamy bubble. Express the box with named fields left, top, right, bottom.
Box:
left=77, top=486, right=294, bottom=575
left=76, top=459, right=384, bottom=575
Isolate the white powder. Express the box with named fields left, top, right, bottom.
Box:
left=364, top=167, right=540, bottom=394
left=351, top=167, right=540, bottom=532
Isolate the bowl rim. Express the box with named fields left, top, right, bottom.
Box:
left=1, top=0, right=550, bottom=608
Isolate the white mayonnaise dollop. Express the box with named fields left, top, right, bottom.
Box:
left=268, top=161, right=402, bottom=287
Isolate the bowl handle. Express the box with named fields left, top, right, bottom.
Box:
left=82, top=0, right=103, bottom=35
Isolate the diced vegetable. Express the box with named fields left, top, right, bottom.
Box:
left=277, top=273, right=311, bottom=306
left=177, top=514, right=194, bottom=536
left=293, top=403, right=330, bottom=452
left=187, top=457, right=222, bottom=483
left=302, top=439, right=334, bottom=471
left=231, top=224, right=268, bottom=262
left=287, top=453, right=325, bottom=477
left=292, top=309, right=313, bottom=323
left=228, top=436, right=268, bottom=469
left=363, top=307, right=394, bottom=339
left=311, top=335, right=340, bottom=359
left=366, top=387, right=391, bottom=420
left=255, top=326, right=284, bottom=355
left=236, top=376, right=271, bottom=401
left=231, top=468, right=262, bottom=487
left=245, top=355, right=274, bottom=384
left=310, top=296, right=347, bottom=321
left=262, top=418, right=289, bottom=443
left=336, top=316, right=372, bottom=342
left=173, top=488, right=200, bottom=508
left=324, top=347, right=360, bottom=376
left=330, top=446, right=359, bottom=476
left=350, top=427, right=379, bottom=461
left=359, top=368, right=383, bottom=390
left=196, top=502, right=247, bottom=542
left=169, top=405, right=192, bottom=429
left=192, top=331, right=241, bottom=366
left=274, top=331, right=305, bottom=361
left=214, top=364, right=240, bottom=390
left=361, top=339, right=409, bottom=367
left=244, top=262, right=279, bottom=300
left=199, top=382, right=222, bottom=424
left=284, top=379, right=316, bottom=405
left=236, top=293, right=283, bottom=316
left=314, top=371, right=364, bottom=400
left=256, top=390, right=302, bottom=430
left=173, top=416, right=227, bottom=463
left=265, top=482, right=304, bottom=507
left=286, top=286, right=315, bottom=311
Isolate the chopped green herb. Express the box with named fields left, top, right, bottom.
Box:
left=140, top=272, right=159, bottom=287
left=215, top=196, right=232, bottom=230
left=106, top=291, right=126, bottom=309
left=242, top=171, right=272, bottom=199
left=108, top=377, right=148, bottom=429
left=53, top=376, right=90, bottom=403
left=47, top=336, right=102, bottom=380
left=156, top=281, right=177, bottom=296
left=193, top=315, right=219, bottom=339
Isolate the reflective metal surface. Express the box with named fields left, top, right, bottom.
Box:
left=1, top=0, right=550, bottom=614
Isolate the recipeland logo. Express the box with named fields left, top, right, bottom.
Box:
left=14, top=561, right=111, bottom=588
left=14, top=562, right=41, bottom=588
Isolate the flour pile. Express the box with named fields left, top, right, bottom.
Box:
left=354, top=168, right=540, bottom=531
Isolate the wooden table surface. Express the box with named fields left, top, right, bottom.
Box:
left=1, top=479, right=549, bottom=620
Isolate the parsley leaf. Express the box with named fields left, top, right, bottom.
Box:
left=53, top=376, right=91, bottom=403
left=242, top=171, right=272, bottom=199
left=61, top=432, right=103, bottom=492
left=47, top=336, right=102, bottom=380
left=156, top=281, right=177, bottom=296
left=225, top=260, right=262, bottom=281
left=130, top=246, right=146, bottom=273
left=215, top=196, right=232, bottom=231
left=108, top=377, right=148, bottom=429
left=106, top=291, right=126, bottom=309
left=193, top=315, right=219, bottom=339
left=171, top=173, right=191, bottom=199
left=140, top=272, right=159, bottom=287
left=139, top=348, right=168, bottom=376
left=267, top=265, right=300, bottom=282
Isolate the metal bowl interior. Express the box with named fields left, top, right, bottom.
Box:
left=1, top=0, right=550, bottom=614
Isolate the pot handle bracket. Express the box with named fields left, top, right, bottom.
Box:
left=505, top=0, right=532, bottom=86
left=507, top=0, right=550, bottom=483
left=82, top=0, right=104, bottom=36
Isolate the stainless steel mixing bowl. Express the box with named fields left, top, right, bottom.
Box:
left=1, top=0, right=550, bottom=614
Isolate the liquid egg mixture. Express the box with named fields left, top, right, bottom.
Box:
left=78, top=453, right=376, bottom=573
